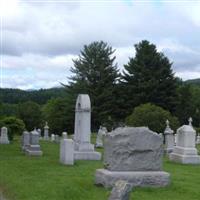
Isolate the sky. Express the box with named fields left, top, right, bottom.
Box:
left=1, top=0, right=200, bottom=90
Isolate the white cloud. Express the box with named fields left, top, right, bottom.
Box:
left=1, top=0, right=200, bottom=89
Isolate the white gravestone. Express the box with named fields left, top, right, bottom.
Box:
left=60, top=139, right=74, bottom=165
left=26, top=129, right=43, bottom=156
left=55, top=134, right=60, bottom=143
left=62, top=132, right=68, bottom=139
left=37, top=128, right=41, bottom=138
left=95, top=126, right=106, bottom=148
left=43, top=122, right=49, bottom=140
left=21, top=131, right=30, bottom=151
left=0, top=127, right=10, bottom=144
left=170, top=125, right=200, bottom=164
left=51, top=134, right=55, bottom=142
left=196, top=134, right=200, bottom=144
left=164, top=120, right=174, bottom=154
left=74, top=94, right=101, bottom=160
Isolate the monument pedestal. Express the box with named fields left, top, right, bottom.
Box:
left=74, top=151, right=101, bottom=160
left=95, top=169, right=170, bottom=188
left=169, top=146, right=200, bottom=164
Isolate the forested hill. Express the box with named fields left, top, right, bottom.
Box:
left=185, top=78, right=200, bottom=86
left=0, top=87, right=67, bottom=104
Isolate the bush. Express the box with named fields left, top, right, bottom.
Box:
left=126, top=103, right=179, bottom=133
left=0, top=116, right=25, bottom=141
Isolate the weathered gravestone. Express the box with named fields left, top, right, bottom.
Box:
left=26, top=129, right=43, bottom=156
left=37, top=128, right=41, bottom=138
left=0, top=127, right=10, bottom=144
left=108, top=180, right=132, bottom=200
left=196, top=134, right=200, bottom=144
left=60, top=139, right=74, bottom=165
left=95, top=127, right=170, bottom=188
left=55, top=134, right=60, bottom=143
left=169, top=125, right=200, bottom=164
left=95, top=126, right=106, bottom=148
left=21, top=131, right=30, bottom=151
left=74, top=94, right=101, bottom=160
left=164, top=120, right=174, bottom=154
left=51, top=134, right=55, bottom=142
left=43, top=122, right=49, bottom=140
left=62, top=132, right=68, bottom=139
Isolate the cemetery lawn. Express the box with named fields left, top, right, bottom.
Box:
left=0, top=138, right=200, bottom=200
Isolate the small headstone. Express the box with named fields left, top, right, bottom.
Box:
left=0, top=127, right=10, bottom=144
left=196, top=134, right=200, bottom=144
left=109, top=180, right=132, bottom=200
left=95, top=127, right=170, bottom=188
left=21, top=131, right=30, bottom=151
left=55, top=134, right=60, bottom=143
left=26, top=129, right=43, bottom=156
left=74, top=94, right=101, bottom=160
left=95, top=126, right=106, bottom=148
left=37, top=128, right=41, bottom=138
left=43, top=122, right=49, bottom=140
left=164, top=120, right=174, bottom=154
left=170, top=125, right=200, bottom=164
left=60, top=139, right=74, bottom=165
left=51, top=134, right=55, bottom=142
left=62, top=132, right=68, bottom=139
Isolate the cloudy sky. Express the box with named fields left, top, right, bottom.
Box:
left=1, top=0, right=200, bottom=89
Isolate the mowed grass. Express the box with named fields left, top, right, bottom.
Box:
left=0, top=137, right=200, bottom=200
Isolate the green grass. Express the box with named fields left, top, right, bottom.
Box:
left=0, top=138, right=200, bottom=200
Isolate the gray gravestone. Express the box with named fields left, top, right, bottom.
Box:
left=0, top=127, right=9, bottom=144
left=43, top=122, right=49, bottom=140
left=21, top=131, right=30, bottom=151
left=51, top=134, right=55, bottom=142
left=26, top=129, right=43, bottom=156
left=95, top=126, right=105, bottom=148
left=55, top=134, right=60, bottom=143
left=60, top=139, right=74, bottom=165
left=109, top=180, right=132, bottom=200
left=74, top=94, right=101, bottom=160
left=164, top=120, right=174, bottom=154
left=95, top=127, right=170, bottom=188
left=62, top=132, right=68, bottom=139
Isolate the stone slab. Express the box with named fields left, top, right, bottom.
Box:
left=74, top=151, right=101, bottom=160
left=26, top=150, right=43, bottom=156
left=169, top=153, right=200, bottom=164
left=95, top=169, right=170, bottom=188
left=60, top=139, right=74, bottom=165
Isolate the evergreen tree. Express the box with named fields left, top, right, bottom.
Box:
left=122, top=40, right=178, bottom=114
left=68, top=41, right=120, bottom=129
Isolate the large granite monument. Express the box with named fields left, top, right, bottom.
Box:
left=169, top=125, right=200, bottom=164
left=0, top=127, right=10, bottom=144
left=74, top=94, right=101, bottom=160
left=95, top=127, right=170, bottom=188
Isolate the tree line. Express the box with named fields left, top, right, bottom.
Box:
left=0, top=40, right=200, bottom=138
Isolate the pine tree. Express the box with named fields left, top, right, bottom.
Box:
left=122, top=40, right=178, bottom=113
left=68, top=41, right=120, bottom=129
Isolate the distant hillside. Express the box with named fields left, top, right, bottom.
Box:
left=185, top=78, right=200, bottom=86
left=0, top=87, right=67, bottom=104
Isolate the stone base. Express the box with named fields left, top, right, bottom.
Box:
left=164, top=148, right=173, bottom=154
left=26, top=150, right=43, bottom=156
left=0, top=140, right=10, bottom=144
left=169, top=153, right=200, bottom=164
left=95, top=169, right=170, bottom=188
left=74, top=151, right=101, bottom=160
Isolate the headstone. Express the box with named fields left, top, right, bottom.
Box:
left=95, top=127, right=170, bottom=188
left=0, top=127, right=10, bottom=144
left=108, top=180, right=132, bottom=200
left=26, top=129, right=43, bottom=156
left=170, top=125, right=200, bottom=164
left=196, top=134, right=200, bottom=144
left=21, top=131, right=30, bottom=151
left=55, top=134, right=60, bottom=143
left=60, top=139, right=74, bottom=165
left=43, top=122, right=49, bottom=140
left=62, top=132, right=68, bottom=139
left=74, top=94, right=101, bottom=160
left=95, top=126, right=106, bottom=148
left=37, top=128, right=41, bottom=138
left=51, top=134, right=55, bottom=142
left=188, top=117, right=193, bottom=127
left=164, top=120, right=174, bottom=154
